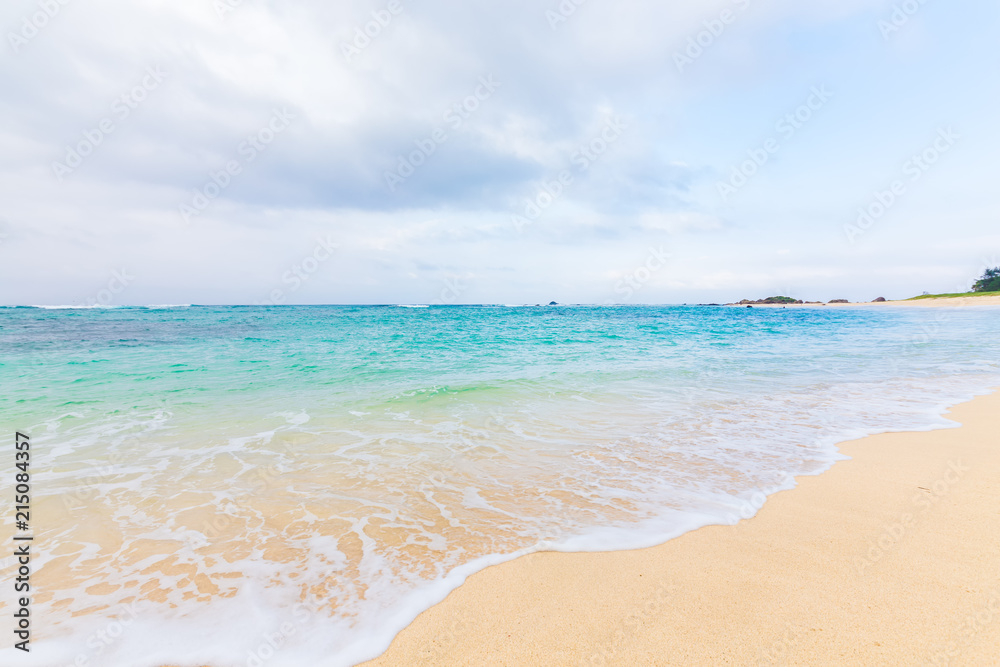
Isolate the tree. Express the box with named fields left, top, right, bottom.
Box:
left=972, top=267, right=1000, bottom=292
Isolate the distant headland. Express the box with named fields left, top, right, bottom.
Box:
left=726, top=267, right=1000, bottom=307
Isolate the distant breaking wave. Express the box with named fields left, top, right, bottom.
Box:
left=15, top=304, right=194, bottom=310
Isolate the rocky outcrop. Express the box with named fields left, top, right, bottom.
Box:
left=737, top=296, right=803, bottom=305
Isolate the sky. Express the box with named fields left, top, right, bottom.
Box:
left=1, top=0, right=998, bottom=305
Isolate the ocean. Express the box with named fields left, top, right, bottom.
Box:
left=1, top=304, right=998, bottom=666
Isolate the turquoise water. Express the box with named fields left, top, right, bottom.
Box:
left=1, top=304, right=998, bottom=666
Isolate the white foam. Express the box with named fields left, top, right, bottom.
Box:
left=21, top=304, right=192, bottom=310
left=6, top=324, right=999, bottom=667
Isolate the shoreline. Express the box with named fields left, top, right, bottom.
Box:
left=727, top=294, right=1000, bottom=308
left=365, top=390, right=1000, bottom=666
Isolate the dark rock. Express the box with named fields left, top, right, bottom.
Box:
left=738, top=296, right=802, bottom=305
left=829, top=299, right=849, bottom=304
left=873, top=297, right=886, bottom=302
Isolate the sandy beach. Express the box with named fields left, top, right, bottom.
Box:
left=737, top=295, right=1000, bottom=308
left=365, top=390, right=1000, bottom=666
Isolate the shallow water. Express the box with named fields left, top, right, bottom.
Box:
left=1, top=304, right=998, bottom=666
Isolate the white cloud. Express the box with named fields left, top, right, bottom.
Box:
left=0, top=0, right=997, bottom=304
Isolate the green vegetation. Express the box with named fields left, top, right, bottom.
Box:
left=907, top=267, right=1000, bottom=300
left=973, top=267, right=1000, bottom=292
left=907, top=290, right=1000, bottom=301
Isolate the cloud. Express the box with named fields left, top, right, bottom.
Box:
left=1, top=0, right=997, bottom=304
left=3, top=0, right=745, bottom=214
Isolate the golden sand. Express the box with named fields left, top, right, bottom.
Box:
left=365, top=390, right=1000, bottom=666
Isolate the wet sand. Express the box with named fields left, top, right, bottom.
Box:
left=365, top=390, right=1000, bottom=666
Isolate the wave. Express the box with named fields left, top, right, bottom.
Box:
left=16, top=304, right=193, bottom=310
left=3, top=305, right=998, bottom=666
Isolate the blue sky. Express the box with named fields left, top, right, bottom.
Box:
left=1, top=0, right=998, bottom=305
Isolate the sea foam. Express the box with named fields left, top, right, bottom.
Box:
left=0, top=305, right=997, bottom=666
